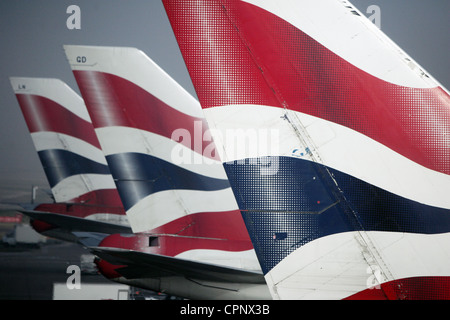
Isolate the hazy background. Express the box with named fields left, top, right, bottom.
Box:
left=0, top=0, right=448, bottom=204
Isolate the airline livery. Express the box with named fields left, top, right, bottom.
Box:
left=6, top=0, right=449, bottom=300
left=162, top=0, right=450, bottom=299
left=64, top=45, right=270, bottom=299
left=10, top=77, right=130, bottom=244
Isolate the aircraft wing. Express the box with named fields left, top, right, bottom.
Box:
left=90, top=246, right=266, bottom=284
left=20, top=209, right=132, bottom=235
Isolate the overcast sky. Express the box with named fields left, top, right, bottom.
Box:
left=0, top=0, right=448, bottom=203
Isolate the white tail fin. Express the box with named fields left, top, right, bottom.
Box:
left=64, top=45, right=259, bottom=269
left=163, top=0, right=450, bottom=299
left=10, top=77, right=122, bottom=207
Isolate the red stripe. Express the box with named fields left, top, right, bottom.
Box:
left=16, top=94, right=101, bottom=149
left=164, top=0, right=279, bottom=109
left=151, top=210, right=252, bottom=241
left=98, top=210, right=254, bottom=257
left=163, top=0, right=450, bottom=175
left=68, top=188, right=124, bottom=207
left=73, top=70, right=221, bottom=161
left=99, top=233, right=254, bottom=258
left=99, top=233, right=254, bottom=259
left=345, top=277, right=450, bottom=300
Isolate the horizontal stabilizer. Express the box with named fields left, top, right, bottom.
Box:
left=90, top=246, right=265, bottom=284
left=20, top=209, right=132, bottom=234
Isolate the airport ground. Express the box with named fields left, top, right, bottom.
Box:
left=0, top=212, right=168, bottom=300
left=0, top=234, right=105, bottom=299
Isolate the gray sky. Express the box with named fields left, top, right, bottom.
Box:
left=0, top=0, right=448, bottom=203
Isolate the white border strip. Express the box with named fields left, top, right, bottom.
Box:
left=10, top=77, right=91, bottom=122
left=241, top=0, right=442, bottom=89
left=265, top=231, right=450, bottom=299
left=96, top=126, right=227, bottom=180
left=64, top=45, right=203, bottom=118
left=175, top=248, right=262, bottom=273
left=204, top=104, right=450, bottom=209
left=31, top=131, right=107, bottom=165
left=127, top=188, right=240, bottom=233
left=52, top=174, right=116, bottom=203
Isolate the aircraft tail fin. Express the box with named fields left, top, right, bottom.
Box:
left=163, top=0, right=450, bottom=299
left=10, top=77, right=122, bottom=207
left=63, top=45, right=252, bottom=246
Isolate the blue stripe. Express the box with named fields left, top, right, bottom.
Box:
left=106, top=153, right=231, bottom=211
left=38, top=149, right=111, bottom=188
left=223, top=156, right=450, bottom=274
